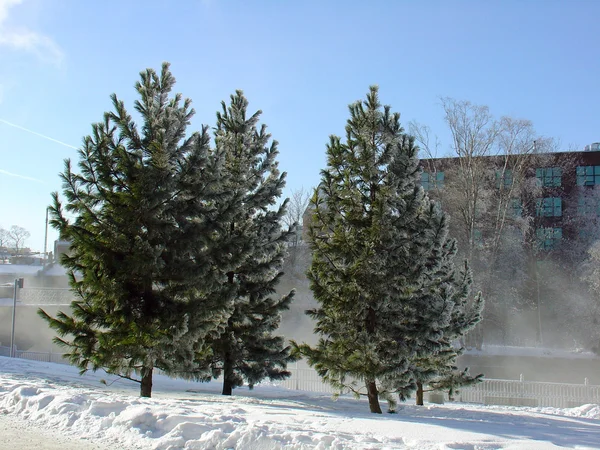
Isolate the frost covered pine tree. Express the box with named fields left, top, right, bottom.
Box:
left=39, top=63, right=236, bottom=398
left=409, top=239, right=484, bottom=405
left=192, top=91, right=296, bottom=395
left=293, top=86, right=481, bottom=413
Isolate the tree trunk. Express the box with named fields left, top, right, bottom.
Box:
left=364, top=304, right=382, bottom=414
left=140, top=366, right=153, bottom=398
left=222, top=351, right=234, bottom=396
left=223, top=220, right=236, bottom=397
left=535, top=267, right=544, bottom=346
left=366, top=380, right=382, bottom=414
left=416, top=381, right=424, bottom=406
left=222, top=377, right=233, bottom=396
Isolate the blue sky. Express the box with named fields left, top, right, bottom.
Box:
left=1, top=0, right=599, bottom=253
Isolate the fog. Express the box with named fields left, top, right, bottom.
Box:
left=2, top=247, right=599, bottom=387
left=277, top=247, right=600, bottom=385
left=0, top=304, right=65, bottom=353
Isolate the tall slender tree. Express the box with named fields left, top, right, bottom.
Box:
left=186, top=91, right=296, bottom=395
left=39, top=63, right=236, bottom=397
left=410, top=249, right=484, bottom=405
left=294, top=87, right=478, bottom=413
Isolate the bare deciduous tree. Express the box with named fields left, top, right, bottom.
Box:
left=7, top=225, right=30, bottom=256
left=440, top=97, right=501, bottom=260
left=409, top=121, right=441, bottom=160
left=283, top=187, right=311, bottom=277
left=0, top=227, right=7, bottom=249
left=284, top=187, right=311, bottom=247
left=0, top=227, right=8, bottom=263
left=416, top=98, right=585, bottom=348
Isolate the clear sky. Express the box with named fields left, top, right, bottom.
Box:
left=1, top=0, right=599, bottom=253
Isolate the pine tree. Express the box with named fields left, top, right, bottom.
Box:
left=185, top=91, right=296, bottom=395
left=293, top=86, right=480, bottom=413
left=38, top=63, right=236, bottom=398
left=408, top=240, right=484, bottom=405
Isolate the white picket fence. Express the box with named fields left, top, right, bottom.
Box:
left=18, top=287, right=74, bottom=305
left=2, top=350, right=598, bottom=408
left=459, top=377, right=600, bottom=408
left=0, top=346, right=69, bottom=365
left=279, top=362, right=600, bottom=408
left=279, top=363, right=338, bottom=394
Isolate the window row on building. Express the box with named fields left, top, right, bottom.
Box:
left=421, top=165, right=600, bottom=190
left=447, top=196, right=600, bottom=219
left=471, top=226, right=565, bottom=250
left=536, top=227, right=562, bottom=250
left=576, top=166, right=600, bottom=186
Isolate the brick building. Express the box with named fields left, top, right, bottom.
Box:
left=419, top=145, right=600, bottom=349
left=420, top=146, right=600, bottom=256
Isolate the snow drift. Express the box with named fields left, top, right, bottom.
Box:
left=0, top=357, right=599, bottom=449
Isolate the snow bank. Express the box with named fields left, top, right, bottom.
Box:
left=0, top=375, right=401, bottom=449
left=0, top=357, right=599, bottom=449
left=533, top=403, right=600, bottom=420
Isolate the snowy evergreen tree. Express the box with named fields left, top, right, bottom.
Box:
left=293, top=86, right=481, bottom=413
left=409, top=243, right=484, bottom=405
left=186, top=91, right=296, bottom=395
left=39, top=63, right=237, bottom=398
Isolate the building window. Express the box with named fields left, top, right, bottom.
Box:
left=577, top=196, right=600, bottom=216
left=536, top=167, right=562, bottom=187
left=577, top=166, right=600, bottom=186
left=508, top=198, right=522, bottom=218
left=495, top=169, right=513, bottom=188
left=536, top=227, right=562, bottom=250
left=421, top=171, right=444, bottom=190
left=509, top=198, right=522, bottom=217
left=535, top=197, right=562, bottom=217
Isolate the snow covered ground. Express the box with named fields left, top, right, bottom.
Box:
left=0, top=357, right=599, bottom=449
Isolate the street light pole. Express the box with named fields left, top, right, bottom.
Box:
left=43, top=207, right=49, bottom=266
left=9, top=278, right=23, bottom=358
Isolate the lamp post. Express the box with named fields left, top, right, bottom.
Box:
left=43, top=207, right=49, bottom=266
left=9, top=278, right=23, bottom=358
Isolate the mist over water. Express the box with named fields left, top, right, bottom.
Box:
left=3, top=246, right=598, bottom=387
left=0, top=305, right=65, bottom=353
left=277, top=248, right=600, bottom=385
left=278, top=275, right=319, bottom=347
